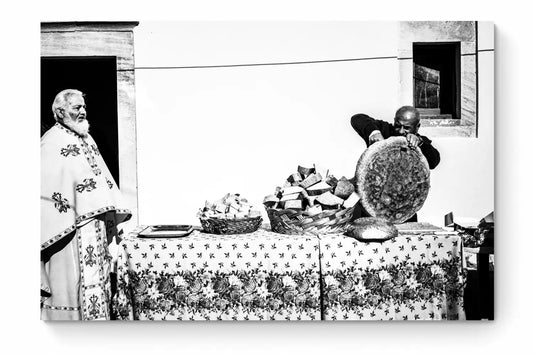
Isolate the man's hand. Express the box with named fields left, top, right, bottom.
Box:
left=405, top=133, right=422, bottom=148
left=369, top=131, right=385, bottom=145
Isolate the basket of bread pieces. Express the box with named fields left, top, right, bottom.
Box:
left=197, top=193, right=263, bottom=234
left=263, top=165, right=359, bottom=235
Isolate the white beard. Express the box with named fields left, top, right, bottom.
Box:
left=63, top=118, right=90, bottom=138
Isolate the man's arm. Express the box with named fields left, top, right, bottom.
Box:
left=418, top=136, right=441, bottom=169
left=350, top=113, right=389, bottom=146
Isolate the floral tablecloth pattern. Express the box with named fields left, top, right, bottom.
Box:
left=319, top=232, right=466, bottom=320
left=113, top=227, right=322, bottom=320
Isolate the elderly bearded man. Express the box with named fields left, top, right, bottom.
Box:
left=41, top=89, right=131, bottom=320
left=350, top=106, right=440, bottom=222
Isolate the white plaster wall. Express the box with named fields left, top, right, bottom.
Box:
left=133, top=21, right=493, bottom=227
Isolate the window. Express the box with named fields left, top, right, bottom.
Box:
left=413, top=42, right=461, bottom=120
left=398, top=21, right=478, bottom=137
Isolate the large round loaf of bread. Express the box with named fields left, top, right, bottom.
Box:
left=355, top=136, right=430, bottom=223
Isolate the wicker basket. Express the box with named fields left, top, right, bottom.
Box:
left=199, top=216, right=263, bottom=235
left=266, top=206, right=355, bottom=235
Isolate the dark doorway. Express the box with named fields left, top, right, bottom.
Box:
left=413, top=43, right=461, bottom=119
left=41, top=56, right=120, bottom=186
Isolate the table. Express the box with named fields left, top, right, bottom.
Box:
left=319, top=231, right=466, bottom=320
left=114, top=226, right=466, bottom=321
left=113, top=227, right=322, bottom=320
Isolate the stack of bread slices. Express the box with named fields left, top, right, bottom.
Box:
left=263, top=165, right=360, bottom=216
left=198, top=193, right=262, bottom=220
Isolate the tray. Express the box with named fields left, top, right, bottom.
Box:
left=346, top=217, right=398, bottom=243
left=138, top=225, right=194, bottom=238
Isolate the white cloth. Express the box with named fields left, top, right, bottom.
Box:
left=41, top=123, right=131, bottom=320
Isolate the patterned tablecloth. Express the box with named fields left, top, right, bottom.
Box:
left=319, top=231, right=466, bottom=320
left=113, top=227, right=322, bottom=320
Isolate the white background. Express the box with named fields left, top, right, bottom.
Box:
left=0, top=1, right=530, bottom=354
left=131, top=21, right=493, bottom=228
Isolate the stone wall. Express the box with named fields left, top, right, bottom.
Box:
left=398, top=21, right=477, bottom=137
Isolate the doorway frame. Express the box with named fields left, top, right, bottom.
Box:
left=41, top=22, right=139, bottom=227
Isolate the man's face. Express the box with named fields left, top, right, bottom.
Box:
left=394, top=113, right=419, bottom=136
left=61, top=94, right=89, bottom=137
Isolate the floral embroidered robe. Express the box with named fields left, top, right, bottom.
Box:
left=41, top=123, right=131, bottom=320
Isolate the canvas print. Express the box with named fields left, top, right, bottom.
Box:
left=40, top=21, right=494, bottom=321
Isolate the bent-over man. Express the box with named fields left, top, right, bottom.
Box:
left=351, top=105, right=440, bottom=169
left=41, top=89, right=131, bottom=320
left=350, top=105, right=440, bottom=221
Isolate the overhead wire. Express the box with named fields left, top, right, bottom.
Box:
left=131, top=49, right=494, bottom=71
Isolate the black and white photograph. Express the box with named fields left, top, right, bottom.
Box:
left=6, top=0, right=533, bottom=352
left=39, top=20, right=494, bottom=322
